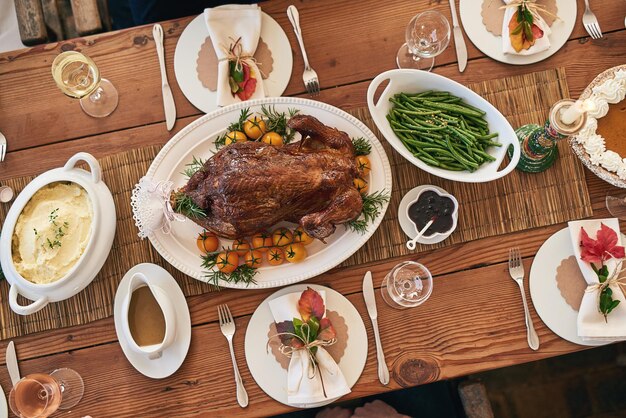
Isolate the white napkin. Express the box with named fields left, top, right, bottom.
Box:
left=568, top=219, right=626, bottom=341
left=268, top=291, right=350, bottom=405
left=204, top=5, right=266, bottom=106
left=501, top=0, right=552, bottom=55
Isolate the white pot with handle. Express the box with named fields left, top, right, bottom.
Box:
left=0, top=152, right=116, bottom=315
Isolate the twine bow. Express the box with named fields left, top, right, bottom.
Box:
left=219, top=37, right=266, bottom=79
left=500, top=0, right=559, bottom=21
left=585, top=261, right=626, bottom=314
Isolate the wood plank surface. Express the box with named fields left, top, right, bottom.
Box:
left=0, top=0, right=625, bottom=416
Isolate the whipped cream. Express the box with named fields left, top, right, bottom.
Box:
left=592, top=79, right=626, bottom=104
left=600, top=150, right=623, bottom=172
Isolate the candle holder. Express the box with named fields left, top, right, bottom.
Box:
left=508, top=99, right=587, bottom=173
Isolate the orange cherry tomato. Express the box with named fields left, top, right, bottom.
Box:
left=353, top=177, right=368, bottom=195
left=243, top=117, right=267, bottom=140
left=261, top=132, right=284, bottom=147
left=245, top=250, right=263, bottom=268
left=284, top=243, right=307, bottom=263
left=355, top=155, right=371, bottom=177
left=293, top=226, right=314, bottom=246
left=216, top=251, right=238, bottom=274
left=225, top=130, right=247, bottom=145
left=272, top=227, right=293, bottom=247
left=196, top=231, right=219, bottom=253
left=251, top=232, right=273, bottom=252
left=267, top=247, right=285, bottom=266
left=232, top=238, right=251, bottom=256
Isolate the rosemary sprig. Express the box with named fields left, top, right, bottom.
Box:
left=352, top=137, right=372, bottom=156
left=173, top=192, right=206, bottom=219
left=260, top=105, right=300, bottom=144
left=201, top=252, right=258, bottom=288
left=182, top=156, right=206, bottom=178
left=215, top=108, right=252, bottom=149
left=346, top=189, right=391, bottom=234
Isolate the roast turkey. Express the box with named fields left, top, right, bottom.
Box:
left=175, top=114, right=363, bottom=240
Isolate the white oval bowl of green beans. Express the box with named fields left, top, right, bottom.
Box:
left=367, top=69, right=520, bottom=183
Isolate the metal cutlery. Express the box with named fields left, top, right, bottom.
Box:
left=508, top=248, right=540, bottom=351
left=153, top=24, right=177, bottom=131
left=218, top=304, right=248, bottom=408
left=582, top=0, right=602, bottom=39
left=0, top=131, right=7, bottom=162
left=6, top=341, right=21, bottom=386
left=448, top=0, right=468, bottom=72
left=362, top=271, right=390, bottom=385
left=286, top=5, right=320, bottom=96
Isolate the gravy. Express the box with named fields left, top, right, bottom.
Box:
left=128, top=286, right=166, bottom=347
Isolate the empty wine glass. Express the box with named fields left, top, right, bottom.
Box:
left=606, top=192, right=626, bottom=220
left=381, top=261, right=433, bottom=309
left=396, top=10, right=451, bottom=71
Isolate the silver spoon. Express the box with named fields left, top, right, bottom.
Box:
left=406, top=217, right=435, bottom=250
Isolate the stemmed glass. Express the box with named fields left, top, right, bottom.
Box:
left=9, top=368, right=84, bottom=418
left=381, top=261, right=433, bottom=309
left=51, top=51, right=119, bottom=118
left=396, top=10, right=451, bottom=71
left=606, top=192, right=626, bottom=219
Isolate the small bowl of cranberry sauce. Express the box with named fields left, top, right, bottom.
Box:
left=406, top=187, right=458, bottom=239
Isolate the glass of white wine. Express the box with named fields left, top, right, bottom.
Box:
left=51, top=51, right=119, bottom=118
left=9, top=368, right=84, bottom=418
left=396, top=10, right=451, bottom=71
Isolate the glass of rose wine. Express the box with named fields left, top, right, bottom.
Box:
left=51, top=50, right=119, bottom=118
left=9, top=368, right=84, bottom=418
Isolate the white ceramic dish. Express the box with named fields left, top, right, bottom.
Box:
left=529, top=227, right=617, bottom=346
left=405, top=186, right=458, bottom=240
left=174, top=11, right=293, bottom=114
left=113, top=263, right=191, bottom=379
left=0, top=382, right=6, bottom=418
left=145, top=97, right=392, bottom=289
left=0, top=153, right=116, bottom=315
left=244, top=284, right=367, bottom=408
left=459, top=0, right=577, bottom=65
left=398, top=185, right=459, bottom=245
left=367, top=69, right=520, bottom=183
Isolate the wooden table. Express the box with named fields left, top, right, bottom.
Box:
left=0, top=1, right=625, bottom=416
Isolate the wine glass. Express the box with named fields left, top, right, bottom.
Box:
left=606, top=192, right=626, bottom=219
left=9, top=368, right=84, bottom=418
left=51, top=51, right=119, bottom=118
left=381, top=261, right=433, bottom=309
left=396, top=10, right=451, bottom=71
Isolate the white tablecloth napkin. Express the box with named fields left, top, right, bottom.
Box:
left=568, top=219, right=626, bottom=341
left=204, top=5, right=266, bottom=106
left=268, top=291, right=350, bottom=405
left=501, top=0, right=552, bottom=55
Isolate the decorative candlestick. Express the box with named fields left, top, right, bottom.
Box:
left=509, top=99, right=588, bottom=173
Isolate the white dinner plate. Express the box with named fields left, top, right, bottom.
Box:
left=0, top=383, right=7, bottom=418
left=459, top=0, right=577, bottom=65
left=529, top=227, right=617, bottom=346
left=174, top=12, right=293, bottom=113
left=244, top=284, right=367, bottom=408
left=113, top=263, right=192, bottom=379
left=398, top=185, right=458, bottom=245
left=145, top=97, right=392, bottom=289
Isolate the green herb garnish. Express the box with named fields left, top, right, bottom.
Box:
left=260, top=105, right=300, bottom=144
left=201, top=251, right=258, bottom=288
left=182, top=156, right=206, bottom=178
left=352, top=137, right=372, bottom=156
left=215, top=108, right=252, bottom=149
left=346, top=190, right=391, bottom=234
left=173, top=192, right=206, bottom=219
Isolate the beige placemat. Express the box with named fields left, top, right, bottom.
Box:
left=0, top=67, right=591, bottom=339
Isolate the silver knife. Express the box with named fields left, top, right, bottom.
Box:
left=448, top=0, right=468, bottom=72
left=6, top=341, right=20, bottom=386
left=153, top=24, right=176, bottom=131
left=362, top=271, right=390, bottom=385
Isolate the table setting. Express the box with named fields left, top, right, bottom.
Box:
left=0, top=0, right=625, bottom=416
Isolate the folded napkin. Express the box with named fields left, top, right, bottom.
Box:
left=568, top=219, right=626, bottom=341
left=204, top=5, right=266, bottom=106
left=501, top=0, right=552, bottom=55
left=268, top=291, right=350, bottom=405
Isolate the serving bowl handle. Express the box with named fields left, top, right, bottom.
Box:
left=493, top=139, right=521, bottom=178
left=63, top=152, right=102, bottom=184
left=9, top=285, right=49, bottom=315
left=367, top=72, right=395, bottom=111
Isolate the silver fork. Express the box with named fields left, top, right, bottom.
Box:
left=218, top=304, right=249, bottom=407
left=508, top=248, right=540, bottom=351
left=287, top=5, right=320, bottom=96
left=583, top=0, right=603, bottom=39
left=0, top=132, right=6, bottom=162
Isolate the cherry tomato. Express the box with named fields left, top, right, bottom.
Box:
left=261, top=132, right=284, bottom=147
left=196, top=231, right=219, bottom=253
left=225, top=130, right=247, bottom=145
left=251, top=232, right=273, bottom=252
left=272, top=227, right=293, bottom=247
left=232, top=238, right=251, bottom=256
left=245, top=250, right=263, bottom=268
left=243, top=117, right=267, bottom=140
left=355, top=155, right=371, bottom=177
left=267, top=247, right=285, bottom=266
left=216, top=251, right=238, bottom=274
left=353, top=177, right=368, bottom=195
left=285, top=243, right=307, bottom=263
left=293, top=226, right=314, bottom=246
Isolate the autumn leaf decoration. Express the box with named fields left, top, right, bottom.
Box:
left=579, top=223, right=626, bottom=322
left=226, top=37, right=258, bottom=101
left=508, top=1, right=544, bottom=52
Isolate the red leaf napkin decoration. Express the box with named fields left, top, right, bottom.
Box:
left=298, top=287, right=325, bottom=322
left=317, top=317, right=336, bottom=342
left=580, top=223, right=625, bottom=263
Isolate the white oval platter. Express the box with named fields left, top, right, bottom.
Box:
left=146, top=97, right=392, bottom=289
